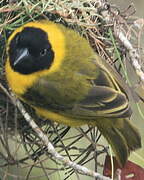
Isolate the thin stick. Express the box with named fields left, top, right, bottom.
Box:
left=0, top=83, right=111, bottom=180
left=97, top=0, right=144, bottom=83
left=15, top=99, right=111, bottom=180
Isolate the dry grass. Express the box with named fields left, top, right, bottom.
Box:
left=0, top=0, right=144, bottom=179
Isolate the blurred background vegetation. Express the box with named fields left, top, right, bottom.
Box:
left=110, top=0, right=144, bottom=18
left=0, top=0, right=144, bottom=180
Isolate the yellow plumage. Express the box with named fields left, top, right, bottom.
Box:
left=5, top=20, right=141, bottom=166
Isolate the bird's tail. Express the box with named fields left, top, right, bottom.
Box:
left=97, top=118, right=141, bottom=167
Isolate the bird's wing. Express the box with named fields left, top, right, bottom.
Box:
left=22, top=55, right=132, bottom=119
left=71, top=85, right=132, bottom=118
left=70, top=56, right=133, bottom=118
left=22, top=70, right=132, bottom=119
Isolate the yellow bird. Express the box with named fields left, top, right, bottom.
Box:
left=5, top=20, right=141, bottom=167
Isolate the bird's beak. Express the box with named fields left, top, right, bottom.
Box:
left=14, top=48, right=29, bottom=66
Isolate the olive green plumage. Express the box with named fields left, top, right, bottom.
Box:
left=5, top=20, right=141, bottom=167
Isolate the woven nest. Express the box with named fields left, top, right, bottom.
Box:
left=0, top=0, right=143, bottom=179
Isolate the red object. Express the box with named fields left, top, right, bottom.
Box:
left=103, top=155, right=144, bottom=180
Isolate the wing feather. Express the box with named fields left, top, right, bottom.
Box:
left=23, top=55, right=132, bottom=119
left=74, top=86, right=132, bottom=118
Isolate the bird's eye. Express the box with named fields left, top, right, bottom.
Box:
left=15, top=34, right=20, bottom=44
left=40, top=49, right=47, bottom=57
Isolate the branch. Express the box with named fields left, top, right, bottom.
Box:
left=15, top=98, right=111, bottom=180
left=115, top=29, right=144, bottom=83
left=0, top=83, right=111, bottom=180
left=97, top=0, right=144, bottom=84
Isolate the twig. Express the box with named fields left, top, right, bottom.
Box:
left=0, top=83, right=111, bottom=180
left=115, top=29, right=144, bottom=82
left=15, top=99, right=111, bottom=180
left=97, top=0, right=144, bottom=84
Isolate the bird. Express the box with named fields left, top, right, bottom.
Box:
left=5, top=20, right=141, bottom=167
